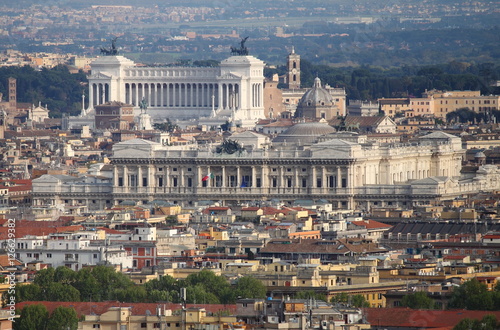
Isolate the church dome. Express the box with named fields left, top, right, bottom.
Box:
left=298, top=77, right=334, bottom=107
left=272, top=122, right=336, bottom=144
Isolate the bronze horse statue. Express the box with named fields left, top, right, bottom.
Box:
left=100, top=37, right=119, bottom=56
left=230, top=37, right=249, bottom=56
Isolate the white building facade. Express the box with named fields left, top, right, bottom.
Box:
left=87, top=55, right=266, bottom=127
left=109, top=130, right=489, bottom=210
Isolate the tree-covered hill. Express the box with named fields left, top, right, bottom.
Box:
left=0, top=65, right=87, bottom=118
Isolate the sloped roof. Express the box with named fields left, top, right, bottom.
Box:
left=350, top=220, right=392, bottom=230
left=365, top=308, right=500, bottom=329
left=420, top=131, right=459, bottom=139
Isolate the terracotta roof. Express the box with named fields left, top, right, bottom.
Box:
left=241, top=207, right=261, bottom=211
left=55, top=225, right=85, bottom=233
left=483, top=235, right=500, bottom=239
left=15, top=301, right=236, bottom=317
left=0, top=254, right=22, bottom=267
left=365, top=308, right=500, bottom=329
left=443, top=255, right=468, bottom=260
left=350, top=220, right=392, bottom=230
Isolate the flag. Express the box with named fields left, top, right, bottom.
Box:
left=202, top=173, right=214, bottom=181
left=240, top=181, right=247, bottom=188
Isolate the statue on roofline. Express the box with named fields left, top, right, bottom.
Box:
left=100, top=37, right=119, bottom=56
left=230, top=37, right=249, bottom=56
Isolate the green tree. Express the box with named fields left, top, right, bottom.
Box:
left=234, top=276, right=267, bottom=300
left=294, top=290, right=327, bottom=302
left=331, top=292, right=349, bottom=304
left=44, top=282, right=80, bottom=302
left=15, top=284, right=42, bottom=303
left=402, top=291, right=436, bottom=309
left=186, top=283, right=221, bottom=304
left=72, top=268, right=101, bottom=302
left=449, top=278, right=493, bottom=310
left=184, top=269, right=231, bottom=303
left=453, top=315, right=498, bottom=330
left=453, top=318, right=480, bottom=330
left=15, top=304, right=49, bottom=330
left=153, top=118, right=179, bottom=133
left=33, top=268, right=55, bottom=288
left=111, top=286, right=148, bottom=303
left=46, top=306, right=79, bottom=330
left=91, top=266, right=134, bottom=301
left=53, top=266, right=76, bottom=284
left=351, top=294, right=370, bottom=308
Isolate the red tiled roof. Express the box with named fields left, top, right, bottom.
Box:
left=483, top=235, right=500, bottom=239
left=443, top=255, right=467, bottom=260
left=365, top=308, right=500, bottom=329
left=0, top=227, right=57, bottom=240
left=97, top=227, right=128, bottom=235
left=351, top=219, right=392, bottom=229
left=55, top=225, right=85, bottom=233
left=15, top=301, right=236, bottom=317
left=241, top=207, right=261, bottom=211
left=0, top=254, right=22, bottom=267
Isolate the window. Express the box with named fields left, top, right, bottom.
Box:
left=118, top=177, right=123, bottom=186
left=93, top=254, right=98, bottom=259
left=302, top=178, right=307, bottom=188
left=141, top=323, right=147, bottom=328
left=272, top=178, right=277, bottom=188
left=46, top=253, right=52, bottom=258
left=93, top=325, right=101, bottom=329
left=142, top=177, right=147, bottom=186
left=26, top=253, right=32, bottom=258
left=153, top=323, right=161, bottom=329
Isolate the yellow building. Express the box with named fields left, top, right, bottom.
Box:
left=78, top=306, right=237, bottom=330
left=423, top=90, right=500, bottom=119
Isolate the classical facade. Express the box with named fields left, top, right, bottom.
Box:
left=31, top=125, right=500, bottom=212
left=108, top=126, right=494, bottom=210
left=87, top=54, right=265, bottom=127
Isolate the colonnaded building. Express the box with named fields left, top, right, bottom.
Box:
left=33, top=123, right=500, bottom=212
left=86, top=53, right=265, bottom=127
left=107, top=124, right=500, bottom=210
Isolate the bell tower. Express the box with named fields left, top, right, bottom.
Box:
left=8, top=77, right=16, bottom=110
left=287, top=46, right=300, bottom=89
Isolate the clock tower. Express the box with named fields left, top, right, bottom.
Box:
left=286, top=46, right=301, bottom=89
